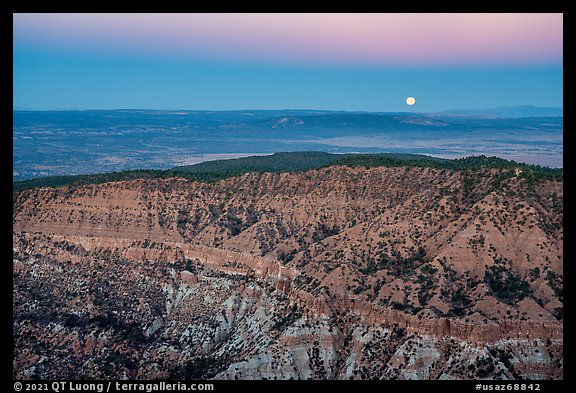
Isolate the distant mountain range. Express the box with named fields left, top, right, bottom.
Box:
left=437, top=105, right=563, bottom=118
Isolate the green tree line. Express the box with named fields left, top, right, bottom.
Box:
left=13, top=151, right=562, bottom=192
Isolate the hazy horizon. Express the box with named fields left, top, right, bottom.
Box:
left=13, top=110, right=563, bottom=182
left=12, top=105, right=564, bottom=113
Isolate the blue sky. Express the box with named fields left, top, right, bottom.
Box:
left=13, top=13, right=563, bottom=112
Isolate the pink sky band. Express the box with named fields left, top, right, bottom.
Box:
left=13, top=13, right=563, bottom=67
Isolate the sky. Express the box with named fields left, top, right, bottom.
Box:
left=13, top=13, right=563, bottom=112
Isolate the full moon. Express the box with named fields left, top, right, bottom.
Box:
left=406, top=97, right=416, bottom=106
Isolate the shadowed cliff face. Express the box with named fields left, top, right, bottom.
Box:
left=13, top=166, right=563, bottom=380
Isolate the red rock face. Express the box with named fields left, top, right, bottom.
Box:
left=12, top=166, right=563, bottom=379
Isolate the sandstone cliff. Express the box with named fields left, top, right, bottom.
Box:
left=13, top=165, right=563, bottom=379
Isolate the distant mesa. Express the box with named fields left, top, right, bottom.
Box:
left=438, top=105, right=563, bottom=118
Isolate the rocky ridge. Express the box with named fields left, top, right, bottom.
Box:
left=13, top=165, right=563, bottom=379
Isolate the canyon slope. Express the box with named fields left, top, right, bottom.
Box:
left=13, top=164, right=563, bottom=380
